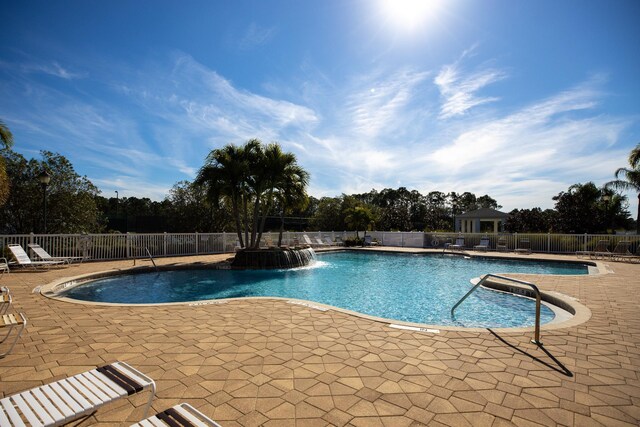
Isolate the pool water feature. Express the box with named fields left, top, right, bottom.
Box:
left=59, top=252, right=588, bottom=328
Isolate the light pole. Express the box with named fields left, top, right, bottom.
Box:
left=602, top=194, right=611, bottom=234
left=38, top=169, right=51, bottom=234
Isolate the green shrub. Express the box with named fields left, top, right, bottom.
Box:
left=344, top=237, right=363, bottom=247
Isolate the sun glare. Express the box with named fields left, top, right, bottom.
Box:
left=379, top=0, right=443, bottom=32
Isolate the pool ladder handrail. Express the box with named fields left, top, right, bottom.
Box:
left=450, top=273, right=543, bottom=346
left=145, top=247, right=158, bottom=272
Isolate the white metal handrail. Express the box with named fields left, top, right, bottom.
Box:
left=145, top=247, right=158, bottom=271
left=450, top=274, right=543, bottom=346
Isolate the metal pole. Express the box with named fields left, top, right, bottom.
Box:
left=42, top=183, right=47, bottom=234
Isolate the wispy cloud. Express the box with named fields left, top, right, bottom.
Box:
left=21, top=61, right=85, bottom=79
left=435, top=51, right=506, bottom=119
left=346, top=69, right=430, bottom=138
left=0, top=50, right=633, bottom=213
left=238, top=23, right=276, bottom=50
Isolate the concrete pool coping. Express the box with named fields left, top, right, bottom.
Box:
left=39, top=249, right=594, bottom=335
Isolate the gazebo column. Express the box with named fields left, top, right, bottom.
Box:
left=493, top=220, right=499, bottom=233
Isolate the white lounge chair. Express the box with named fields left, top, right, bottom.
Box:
left=610, top=241, right=632, bottom=262
left=0, top=361, right=156, bottom=426
left=473, top=237, right=490, bottom=252
left=449, top=237, right=465, bottom=251
left=315, top=238, right=328, bottom=247
left=302, top=234, right=317, bottom=247
left=1, top=287, right=11, bottom=315
left=363, top=235, right=379, bottom=246
left=7, top=244, right=65, bottom=269
left=0, top=257, right=9, bottom=275
left=576, top=240, right=611, bottom=259
left=1, top=311, right=27, bottom=358
left=324, top=237, right=343, bottom=247
left=515, top=238, right=531, bottom=254
left=131, top=403, right=221, bottom=427
left=28, top=243, right=85, bottom=264
left=496, top=237, right=508, bottom=252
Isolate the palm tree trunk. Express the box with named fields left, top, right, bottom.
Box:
left=257, top=191, right=274, bottom=247
left=251, top=196, right=261, bottom=248
left=243, top=193, right=250, bottom=248
left=231, top=195, right=243, bottom=248
left=278, top=209, right=284, bottom=247
left=637, top=193, right=640, bottom=235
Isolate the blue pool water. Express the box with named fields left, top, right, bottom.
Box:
left=61, top=252, right=588, bottom=328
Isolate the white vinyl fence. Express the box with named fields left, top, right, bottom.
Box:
left=368, top=231, right=640, bottom=254
left=0, top=231, right=637, bottom=262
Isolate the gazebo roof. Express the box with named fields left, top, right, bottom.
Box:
left=456, top=208, right=509, bottom=219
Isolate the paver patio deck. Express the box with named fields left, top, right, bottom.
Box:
left=1, top=248, right=639, bottom=426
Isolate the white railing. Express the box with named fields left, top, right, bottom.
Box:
left=0, top=231, right=636, bottom=262
left=368, top=231, right=639, bottom=254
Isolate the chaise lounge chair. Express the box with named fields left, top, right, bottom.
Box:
left=515, top=238, right=531, bottom=254
left=28, top=243, right=86, bottom=264
left=610, top=241, right=632, bottom=262
left=132, top=403, right=222, bottom=427
left=449, top=237, right=465, bottom=251
left=1, top=286, right=11, bottom=315
left=0, top=361, right=156, bottom=426
left=590, top=240, right=611, bottom=260
left=7, top=244, right=66, bottom=269
left=302, top=234, right=323, bottom=248
left=0, top=257, right=9, bottom=275
left=315, top=237, right=328, bottom=247
left=473, top=237, right=490, bottom=252
left=496, top=237, right=508, bottom=252
left=0, top=311, right=27, bottom=358
left=363, top=235, right=381, bottom=246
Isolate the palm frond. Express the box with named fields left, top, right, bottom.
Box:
left=628, top=143, right=640, bottom=169
left=0, top=120, right=14, bottom=149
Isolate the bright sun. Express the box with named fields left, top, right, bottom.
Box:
left=379, top=0, right=443, bottom=31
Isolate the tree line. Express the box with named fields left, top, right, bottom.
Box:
left=0, top=130, right=638, bottom=235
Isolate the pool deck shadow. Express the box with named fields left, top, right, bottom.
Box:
left=1, top=248, right=639, bottom=426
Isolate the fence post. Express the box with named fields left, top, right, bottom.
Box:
left=547, top=233, right=551, bottom=253
left=222, top=232, right=226, bottom=253
left=163, top=232, right=167, bottom=256
left=126, top=232, right=131, bottom=259
left=401, top=232, right=405, bottom=247
left=514, top=232, right=518, bottom=250
left=584, top=233, right=587, bottom=252
left=195, top=232, right=199, bottom=255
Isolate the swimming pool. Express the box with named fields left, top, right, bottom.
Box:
left=59, top=252, right=588, bottom=328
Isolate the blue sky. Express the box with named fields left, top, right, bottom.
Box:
left=1, top=0, right=639, bottom=212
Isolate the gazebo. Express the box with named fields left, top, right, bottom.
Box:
left=455, top=208, right=509, bottom=233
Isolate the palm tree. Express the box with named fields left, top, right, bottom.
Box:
left=344, top=205, right=375, bottom=239
left=197, top=139, right=310, bottom=250
left=253, top=143, right=309, bottom=248
left=275, top=178, right=308, bottom=247
left=606, top=143, right=640, bottom=233
left=0, top=120, right=14, bottom=207
left=196, top=143, right=251, bottom=248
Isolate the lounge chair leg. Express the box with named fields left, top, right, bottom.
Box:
left=0, top=325, right=12, bottom=343
left=143, top=380, right=157, bottom=417
left=0, top=314, right=26, bottom=357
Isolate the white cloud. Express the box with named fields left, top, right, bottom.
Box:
left=22, top=61, right=85, bottom=79
left=1, top=50, right=634, bottom=217
left=434, top=55, right=506, bottom=119
left=238, top=23, right=276, bottom=50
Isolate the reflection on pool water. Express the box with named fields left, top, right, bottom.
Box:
left=61, top=252, right=588, bottom=328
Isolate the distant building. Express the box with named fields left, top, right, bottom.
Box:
left=455, top=208, right=509, bottom=233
